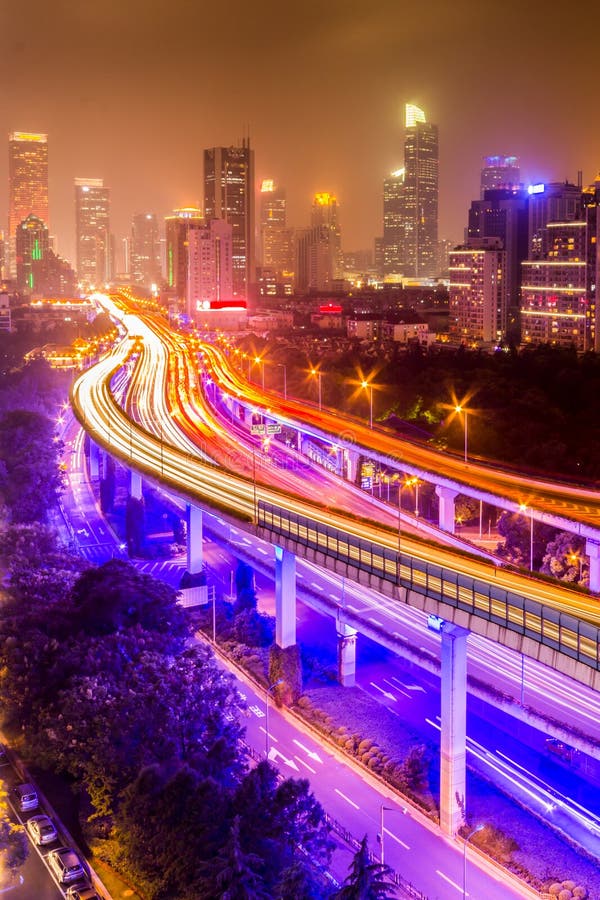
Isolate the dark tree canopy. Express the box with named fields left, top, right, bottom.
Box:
left=0, top=409, right=63, bottom=522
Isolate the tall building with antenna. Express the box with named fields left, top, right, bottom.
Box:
left=203, top=141, right=255, bottom=299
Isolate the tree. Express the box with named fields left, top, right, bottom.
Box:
left=496, top=511, right=557, bottom=570
left=540, top=532, right=587, bottom=585
left=212, top=816, right=270, bottom=900
left=125, top=495, right=145, bottom=556
left=234, top=561, right=257, bottom=614
left=71, top=559, right=189, bottom=645
left=333, top=836, right=396, bottom=899
left=0, top=409, right=63, bottom=523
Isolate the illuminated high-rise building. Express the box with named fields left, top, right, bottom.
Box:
left=165, top=207, right=203, bottom=300
left=204, top=142, right=255, bottom=299
left=383, top=168, right=405, bottom=278
left=130, top=213, right=162, bottom=288
left=75, top=178, right=110, bottom=286
left=480, top=156, right=520, bottom=197
left=8, top=132, right=48, bottom=277
left=16, top=214, right=50, bottom=294
left=260, top=179, right=292, bottom=276
left=402, top=104, right=438, bottom=277
left=186, top=218, right=234, bottom=319
left=449, top=239, right=507, bottom=345
left=311, top=192, right=342, bottom=280
left=295, top=225, right=335, bottom=293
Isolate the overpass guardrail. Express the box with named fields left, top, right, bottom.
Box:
left=258, top=501, right=600, bottom=673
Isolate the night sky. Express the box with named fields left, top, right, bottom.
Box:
left=2, top=0, right=599, bottom=266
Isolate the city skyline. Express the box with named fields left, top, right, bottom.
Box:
left=2, top=0, right=599, bottom=267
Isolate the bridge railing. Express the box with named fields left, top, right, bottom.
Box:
left=258, top=501, right=600, bottom=673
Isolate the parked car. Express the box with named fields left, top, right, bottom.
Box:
left=66, top=886, right=100, bottom=900
left=26, top=814, right=57, bottom=845
left=12, top=783, right=39, bottom=812
left=47, top=848, right=85, bottom=884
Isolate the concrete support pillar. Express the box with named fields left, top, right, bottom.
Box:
left=336, top=620, right=358, bottom=686
left=129, top=470, right=143, bottom=500
left=586, top=539, right=600, bottom=592
left=89, top=441, right=100, bottom=479
left=187, top=503, right=204, bottom=574
left=296, top=430, right=302, bottom=452
left=440, top=624, right=468, bottom=836
left=334, top=447, right=344, bottom=477
left=275, top=546, right=296, bottom=649
left=345, top=448, right=360, bottom=483
left=436, top=485, right=458, bottom=533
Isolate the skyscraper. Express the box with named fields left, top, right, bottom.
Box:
left=15, top=214, right=50, bottom=294
left=130, top=213, right=162, bottom=288
left=186, top=218, right=234, bottom=319
left=204, top=142, right=255, bottom=299
left=165, top=207, right=203, bottom=300
left=449, top=239, right=507, bottom=345
left=75, top=178, right=110, bottom=286
left=402, top=104, right=439, bottom=278
left=480, top=156, right=520, bottom=197
left=8, top=132, right=48, bottom=277
left=311, top=192, right=342, bottom=279
left=383, top=168, right=405, bottom=278
left=259, top=179, right=292, bottom=276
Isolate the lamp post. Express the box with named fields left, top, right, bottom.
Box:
left=455, top=404, right=468, bottom=462
left=265, top=678, right=284, bottom=758
left=379, top=804, right=394, bottom=865
left=361, top=380, right=373, bottom=429
left=310, top=369, right=322, bottom=410
left=279, top=364, right=287, bottom=399
left=463, top=824, right=484, bottom=899
left=255, top=357, right=265, bottom=390
left=569, top=552, right=583, bottom=581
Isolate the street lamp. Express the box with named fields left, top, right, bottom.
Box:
left=310, top=368, right=323, bottom=410
left=265, top=678, right=284, bottom=758
left=569, top=552, right=584, bottom=582
left=361, top=380, right=373, bottom=429
left=455, top=404, right=468, bottom=462
left=463, top=824, right=484, bottom=899
left=278, top=364, right=287, bottom=400
left=519, top=504, right=534, bottom=571
left=254, top=357, right=265, bottom=391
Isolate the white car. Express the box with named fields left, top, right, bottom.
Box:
left=47, top=847, right=85, bottom=884
left=26, top=814, right=57, bottom=845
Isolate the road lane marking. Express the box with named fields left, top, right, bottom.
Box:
left=258, top=726, right=277, bottom=742
left=436, top=871, right=463, bottom=892
left=383, top=678, right=411, bottom=698
left=368, top=617, right=383, bottom=627
left=334, top=789, right=360, bottom=810
left=383, top=828, right=410, bottom=851
left=369, top=682, right=396, bottom=701
left=310, top=582, right=324, bottom=590
left=295, top=756, right=316, bottom=774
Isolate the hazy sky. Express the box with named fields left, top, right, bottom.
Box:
left=2, top=0, right=599, bottom=266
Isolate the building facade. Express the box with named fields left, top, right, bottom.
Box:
left=311, top=192, right=342, bottom=279
left=186, top=218, right=234, bottom=319
left=130, top=213, right=162, bottom=288
left=449, top=240, right=507, bottom=345
left=204, top=143, right=255, bottom=299
left=295, top=225, right=336, bottom=293
left=164, top=208, right=203, bottom=300
left=260, top=179, right=293, bottom=277
left=383, top=168, right=405, bottom=279
left=402, top=104, right=438, bottom=278
left=8, top=132, right=49, bottom=277
left=75, top=178, right=110, bottom=286
left=480, top=155, right=520, bottom=197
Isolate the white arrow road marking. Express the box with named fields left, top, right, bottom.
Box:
left=369, top=682, right=397, bottom=702
left=334, top=789, right=360, bottom=810
left=295, top=756, right=316, bottom=774
left=383, top=678, right=411, bottom=699
left=390, top=676, right=426, bottom=693
left=292, top=739, right=323, bottom=763
left=249, top=705, right=266, bottom=718
left=268, top=747, right=299, bottom=771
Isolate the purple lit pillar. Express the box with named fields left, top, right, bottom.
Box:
left=89, top=441, right=100, bottom=479
left=435, top=485, right=458, bottom=533
left=440, top=623, right=468, bottom=836
left=275, top=546, right=296, bottom=648
left=336, top=621, right=358, bottom=686
left=129, top=469, right=143, bottom=500
left=585, top=539, right=600, bottom=592
left=187, top=503, right=204, bottom=574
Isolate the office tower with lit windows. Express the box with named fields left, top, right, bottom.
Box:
left=8, top=132, right=48, bottom=277
left=383, top=168, right=405, bottom=278
left=311, top=192, right=342, bottom=279
left=259, top=179, right=293, bottom=276
left=164, top=208, right=203, bottom=300
left=204, top=142, right=255, bottom=299
left=130, top=213, right=162, bottom=288
left=75, top=178, right=111, bottom=286
left=449, top=239, right=507, bottom=345
left=16, top=214, right=50, bottom=294
left=402, top=104, right=438, bottom=278
left=480, top=156, right=520, bottom=197
left=295, top=225, right=335, bottom=293
left=186, top=218, right=234, bottom=319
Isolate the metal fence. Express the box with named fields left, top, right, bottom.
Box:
left=258, top=501, right=600, bottom=672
